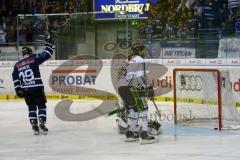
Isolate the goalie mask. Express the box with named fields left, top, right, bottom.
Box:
left=131, top=43, right=145, bottom=56
left=22, top=46, right=33, bottom=56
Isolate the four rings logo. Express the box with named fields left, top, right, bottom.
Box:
left=177, top=74, right=202, bottom=91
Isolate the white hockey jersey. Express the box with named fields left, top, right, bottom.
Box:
left=117, top=55, right=149, bottom=88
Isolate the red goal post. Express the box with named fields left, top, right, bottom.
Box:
left=173, top=68, right=223, bottom=130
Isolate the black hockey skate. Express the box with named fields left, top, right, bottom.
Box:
left=32, top=125, right=40, bottom=136
left=39, top=124, right=48, bottom=135
left=125, top=130, right=139, bottom=142
left=139, top=131, right=156, bottom=144
left=148, top=121, right=161, bottom=135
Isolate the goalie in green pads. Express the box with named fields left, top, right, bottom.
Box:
left=117, top=43, right=159, bottom=144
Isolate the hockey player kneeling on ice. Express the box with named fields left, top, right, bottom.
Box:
left=12, top=35, right=54, bottom=135
left=117, top=43, right=157, bottom=144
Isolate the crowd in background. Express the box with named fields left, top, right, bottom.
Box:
left=138, top=0, right=240, bottom=40
left=0, top=0, right=87, bottom=44
left=0, top=0, right=239, bottom=44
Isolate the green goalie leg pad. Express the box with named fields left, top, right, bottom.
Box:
left=108, top=108, right=123, bottom=116
left=130, top=87, right=145, bottom=111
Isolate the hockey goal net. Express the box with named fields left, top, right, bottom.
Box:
left=173, top=68, right=240, bottom=130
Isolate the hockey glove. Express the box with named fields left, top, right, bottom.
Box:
left=15, top=88, right=24, bottom=98
left=45, top=32, right=54, bottom=48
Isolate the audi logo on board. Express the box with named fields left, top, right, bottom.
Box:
left=177, top=74, right=202, bottom=91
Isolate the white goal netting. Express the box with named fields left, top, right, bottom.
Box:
left=174, top=69, right=240, bottom=130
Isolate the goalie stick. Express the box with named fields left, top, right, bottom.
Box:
left=151, top=99, right=161, bottom=117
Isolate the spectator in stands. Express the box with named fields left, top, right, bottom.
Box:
left=169, top=0, right=178, bottom=10
left=228, top=0, right=240, bottom=19
left=186, top=0, right=195, bottom=9
left=186, top=10, right=197, bottom=38
left=0, top=0, right=238, bottom=43
left=203, top=0, right=217, bottom=29
left=165, top=17, right=177, bottom=38
left=145, top=19, right=154, bottom=42
left=31, top=0, right=38, bottom=15
left=1, top=3, right=8, bottom=17
left=228, top=0, right=240, bottom=33
left=0, top=15, right=7, bottom=43
left=217, top=5, right=228, bottom=39
left=153, top=14, right=165, bottom=38
left=78, top=0, right=87, bottom=12
left=17, top=23, right=28, bottom=45
left=6, top=25, right=15, bottom=42
left=52, top=1, right=63, bottom=13
left=178, top=2, right=189, bottom=20
left=0, top=8, right=2, bottom=22
left=1, top=17, right=7, bottom=31
left=0, top=27, right=6, bottom=43
left=192, top=0, right=204, bottom=29
left=177, top=19, right=187, bottom=40
left=236, top=16, right=240, bottom=37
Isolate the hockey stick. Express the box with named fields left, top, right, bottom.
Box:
left=40, top=0, right=50, bottom=37
left=151, top=99, right=161, bottom=117
left=108, top=107, right=123, bottom=116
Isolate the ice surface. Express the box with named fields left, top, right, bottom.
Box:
left=1, top=100, right=240, bottom=160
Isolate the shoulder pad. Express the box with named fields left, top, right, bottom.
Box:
left=131, top=55, right=144, bottom=63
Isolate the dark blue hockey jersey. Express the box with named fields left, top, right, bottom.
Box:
left=12, top=46, right=54, bottom=90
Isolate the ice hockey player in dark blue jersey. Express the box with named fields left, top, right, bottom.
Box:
left=12, top=36, right=54, bottom=135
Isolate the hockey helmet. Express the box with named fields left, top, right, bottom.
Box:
left=22, top=46, right=33, bottom=56
left=131, top=43, right=145, bottom=55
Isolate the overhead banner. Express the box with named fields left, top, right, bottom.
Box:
left=218, top=38, right=240, bottom=58
left=94, top=0, right=150, bottom=20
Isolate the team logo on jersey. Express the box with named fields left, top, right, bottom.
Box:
left=16, top=59, right=35, bottom=68
left=177, top=74, right=202, bottom=91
